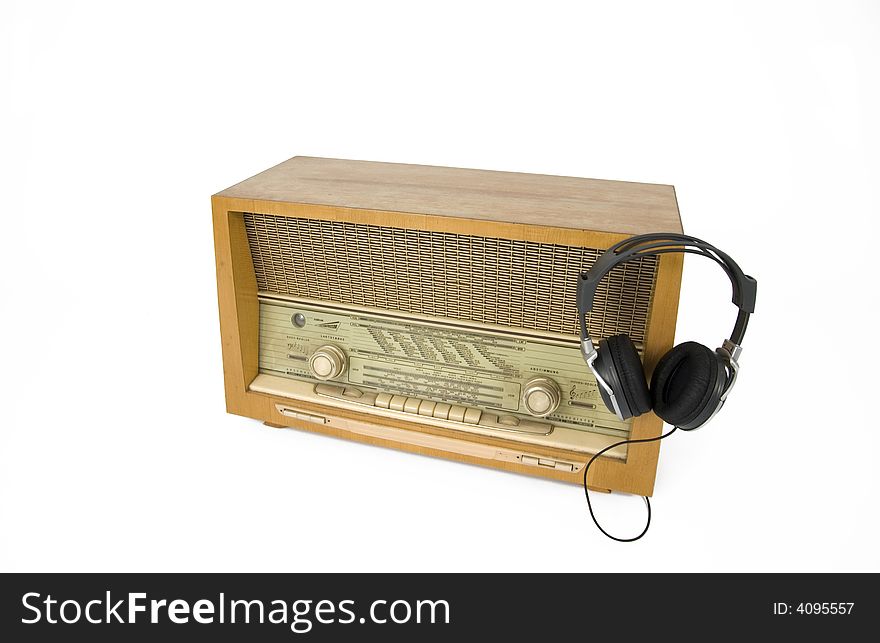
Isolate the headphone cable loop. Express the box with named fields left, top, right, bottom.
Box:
left=582, top=426, right=679, bottom=542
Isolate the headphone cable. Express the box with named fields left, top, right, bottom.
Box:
left=583, top=426, right=678, bottom=542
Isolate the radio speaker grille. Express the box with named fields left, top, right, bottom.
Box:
left=243, top=213, right=657, bottom=343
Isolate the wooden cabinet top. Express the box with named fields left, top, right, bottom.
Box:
left=217, top=156, right=682, bottom=235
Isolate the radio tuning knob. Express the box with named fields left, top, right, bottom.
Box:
left=522, top=377, right=561, bottom=417
left=308, top=344, right=347, bottom=380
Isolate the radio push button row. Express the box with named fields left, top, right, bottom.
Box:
left=432, top=403, right=452, bottom=420
left=389, top=395, right=408, bottom=412
left=463, top=408, right=482, bottom=424
left=404, top=398, right=422, bottom=414
left=374, top=393, right=393, bottom=409
left=448, top=406, right=468, bottom=423
left=418, top=400, right=437, bottom=416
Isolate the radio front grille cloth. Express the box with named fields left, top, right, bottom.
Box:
left=243, top=213, right=657, bottom=343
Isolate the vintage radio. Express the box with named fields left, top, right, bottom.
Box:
left=212, top=157, right=683, bottom=495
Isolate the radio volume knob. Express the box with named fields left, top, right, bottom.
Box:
left=308, top=344, right=347, bottom=380
left=522, top=377, right=561, bottom=417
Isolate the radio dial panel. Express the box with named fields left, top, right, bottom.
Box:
left=257, top=297, right=633, bottom=440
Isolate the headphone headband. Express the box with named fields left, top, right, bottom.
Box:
left=577, top=233, right=757, bottom=346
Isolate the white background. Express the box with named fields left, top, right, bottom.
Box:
left=2, top=1, right=878, bottom=573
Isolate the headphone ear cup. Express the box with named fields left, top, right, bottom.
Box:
left=604, top=334, right=652, bottom=416
left=650, top=342, right=720, bottom=428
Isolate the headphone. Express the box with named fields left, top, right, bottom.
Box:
left=578, top=233, right=756, bottom=429
left=576, top=233, right=757, bottom=540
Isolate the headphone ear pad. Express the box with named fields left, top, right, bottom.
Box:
left=650, top=342, right=719, bottom=427
left=605, top=334, right=652, bottom=416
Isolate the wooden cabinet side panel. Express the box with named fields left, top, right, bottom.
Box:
left=212, top=196, right=262, bottom=417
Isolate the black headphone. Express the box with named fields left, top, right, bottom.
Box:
left=576, top=234, right=757, bottom=542
left=577, top=233, right=757, bottom=430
